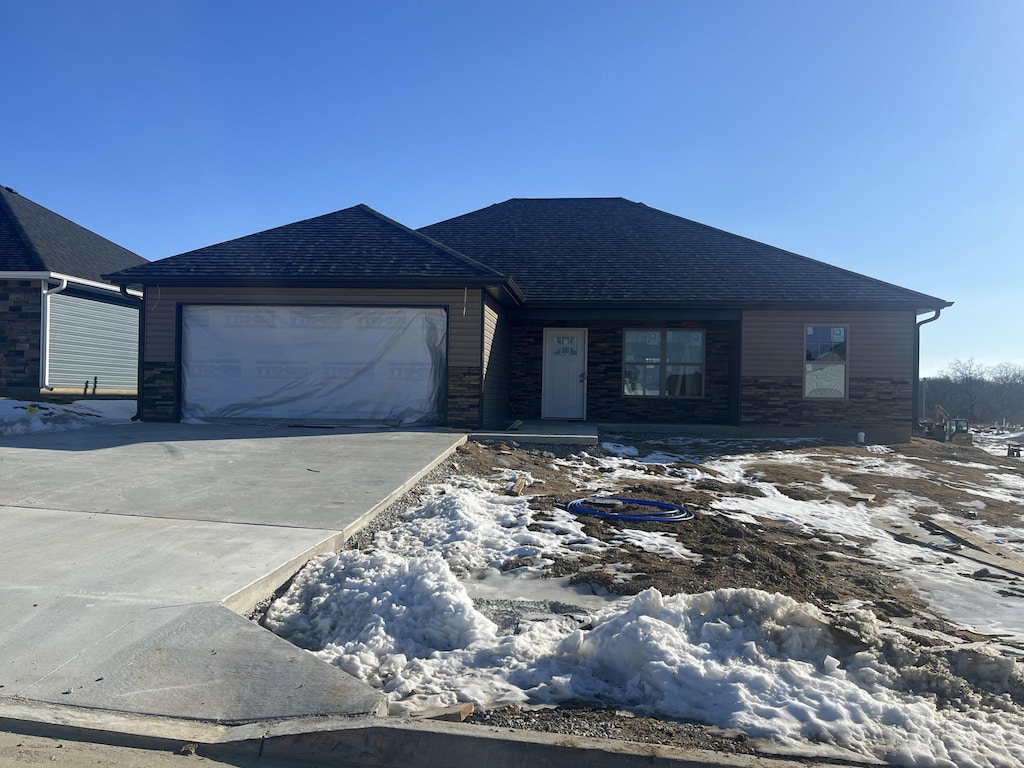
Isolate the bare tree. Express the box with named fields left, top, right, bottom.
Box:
left=988, top=363, right=1024, bottom=425
left=941, top=358, right=988, bottom=422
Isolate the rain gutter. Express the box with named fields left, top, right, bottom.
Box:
left=913, top=308, right=945, bottom=427
left=1, top=271, right=144, bottom=392
left=39, top=277, right=68, bottom=390
left=2, top=271, right=142, bottom=297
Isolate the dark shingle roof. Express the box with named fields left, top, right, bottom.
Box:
left=108, top=204, right=514, bottom=290
left=0, top=185, right=146, bottom=281
left=420, top=198, right=951, bottom=311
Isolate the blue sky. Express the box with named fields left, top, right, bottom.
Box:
left=3, top=1, right=1021, bottom=376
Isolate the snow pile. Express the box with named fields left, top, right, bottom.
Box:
left=266, top=442, right=1024, bottom=766
left=370, top=480, right=607, bottom=578
left=0, top=399, right=135, bottom=436
left=267, top=562, right=1024, bottom=766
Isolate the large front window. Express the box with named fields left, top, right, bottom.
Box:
left=805, top=324, right=847, bottom=398
left=623, top=329, right=704, bottom=397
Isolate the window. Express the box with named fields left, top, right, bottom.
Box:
left=623, top=329, right=704, bottom=397
left=804, top=325, right=847, bottom=398
left=552, top=335, right=578, bottom=356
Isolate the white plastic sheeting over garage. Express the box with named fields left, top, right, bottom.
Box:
left=181, top=305, right=447, bottom=425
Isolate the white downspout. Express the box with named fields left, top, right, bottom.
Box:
left=39, top=277, right=68, bottom=390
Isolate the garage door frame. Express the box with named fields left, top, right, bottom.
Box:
left=178, top=302, right=450, bottom=425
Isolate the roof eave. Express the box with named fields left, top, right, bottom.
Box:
left=3, top=270, right=142, bottom=297
left=102, top=273, right=519, bottom=292
left=517, top=298, right=954, bottom=313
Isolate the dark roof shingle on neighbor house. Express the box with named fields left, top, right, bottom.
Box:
left=0, top=185, right=146, bottom=281
left=108, top=204, right=516, bottom=292
left=419, top=197, right=952, bottom=311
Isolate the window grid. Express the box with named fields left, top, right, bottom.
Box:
left=804, top=324, right=848, bottom=399
left=623, top=329, right=704, bottom=398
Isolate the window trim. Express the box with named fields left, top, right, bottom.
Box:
left=803, top=323, right=848, bottom=400
left=622, top=328, right=705, bottom=399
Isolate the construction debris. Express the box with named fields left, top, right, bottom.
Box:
left=874, top=517, right=1024, bottom=579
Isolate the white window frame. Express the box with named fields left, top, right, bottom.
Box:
left=804, top=324, right=848, bottom=399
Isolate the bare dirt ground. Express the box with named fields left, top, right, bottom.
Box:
left=442, top=435, right=1024, bottom=756
left=4, top=434, right=1021, bottom=766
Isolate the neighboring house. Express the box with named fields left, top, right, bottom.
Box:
left=1, top=185, right=147, bottom=398
left=106, top=198, right=951, bottom=442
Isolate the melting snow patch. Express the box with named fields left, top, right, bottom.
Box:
left=613, top=529, right=701, bottom=560
left=0, top=399, right=135, bottom=435
left=821, top=473, right=857, bottom=493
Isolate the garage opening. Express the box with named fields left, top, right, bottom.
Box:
left=181, top=305, right=447, bottom=425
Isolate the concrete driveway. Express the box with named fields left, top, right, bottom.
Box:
left=0, top=423, right=464, bottom=728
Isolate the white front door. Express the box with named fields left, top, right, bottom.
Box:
left=541, top=328, right=587, bottom=419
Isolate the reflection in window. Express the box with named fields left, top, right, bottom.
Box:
left=805, top=325, right=847, bottom=398
left=624, top=330, right=704, bottom=397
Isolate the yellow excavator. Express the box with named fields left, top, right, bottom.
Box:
left=931, top=404, right=973, bottom=444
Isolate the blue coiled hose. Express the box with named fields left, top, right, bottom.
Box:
left=566, top=496, right=694, bottom=523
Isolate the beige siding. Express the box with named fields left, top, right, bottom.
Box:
left=143, top=286, right=483, bottom=366
left=742, top=310, right=916, bottom=378
left=481, top=295, right=510, bottom=427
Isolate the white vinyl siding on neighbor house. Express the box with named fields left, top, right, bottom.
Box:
left=623, top=329, right=704, bottom=398
left=46, top=293, right=138, bottom=392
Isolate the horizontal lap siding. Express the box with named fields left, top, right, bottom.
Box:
left=144, top=286, right=482, bottom=367
left=48, top=293, right=139, bottom=391
left=742, top=310, right=915, bottom=379
left=741, top=310, right=917, bottom=441
left=481, top=296, right=510, bottom=428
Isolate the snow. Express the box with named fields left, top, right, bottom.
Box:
left=0, top=398, right=135, bottom=435
left=263, top=435, right=1024, bottom=766
left=6, top=400, right=1024, bottom=766
left=612, top=529, right=701, bottom=560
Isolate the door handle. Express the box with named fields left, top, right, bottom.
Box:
left=578, top=372, right=587, bottom=383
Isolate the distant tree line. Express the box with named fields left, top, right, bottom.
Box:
left=921, top=359, right=1024, bottom=427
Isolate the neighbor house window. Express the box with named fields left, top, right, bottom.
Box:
left=805, top=325, right=847, bottom=398
left=623, top=330, right=704, bottom=397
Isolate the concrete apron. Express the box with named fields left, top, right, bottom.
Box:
left=0, top=424, right=464, bottom=727
left=0, top=706, right=857, bottom=768
left=0, top=423, right=850, bottom=767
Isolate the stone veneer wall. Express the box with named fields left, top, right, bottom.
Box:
left=509, top=320, right=733, bottom=423
left=740, top=376, right=912, bottom=430
left=447, top=366, right=482, bottom=428
left=141, top=361, right=177, bottom=421
left=140, top=360, right=480, bottom=427
left=0, top=280, right=42, bottom=392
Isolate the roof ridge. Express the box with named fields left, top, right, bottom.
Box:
left=505, top=196, right=629, bottom=202
left=0, top=186, right=44, bottom=271
left=354, top=203, right=509, bottom=280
